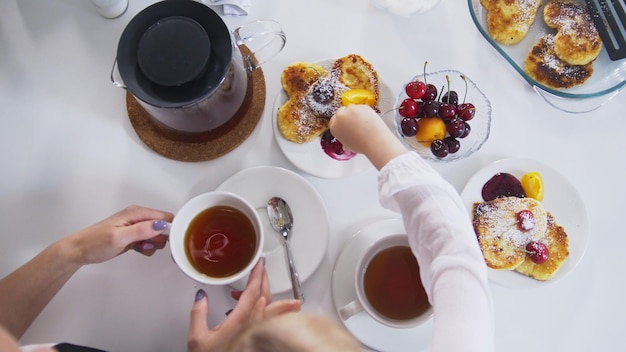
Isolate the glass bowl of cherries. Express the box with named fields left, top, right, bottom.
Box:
left=393, top=67, right=492, bottom=161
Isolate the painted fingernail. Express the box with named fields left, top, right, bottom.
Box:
left=195, top=289, right=206, bottom=302
left=262, top=256, right=266, bottom=266
left=153, top=219, right=168, bottom=231
left=225, top=308, right=233, bottom=316
left=132, top=245, right=142, bottom=252
left=141, top=240, right=154, bottom=250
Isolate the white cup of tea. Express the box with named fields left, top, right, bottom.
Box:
left=339, top=234, right=432, bottom=328
left=370, top=0, right=441, bottom=16
left=169, top=191, right=264, bottom=285
left=91, top=0, right=128, bottom=18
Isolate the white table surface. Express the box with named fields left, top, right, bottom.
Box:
left=1, top=0, right=624, bottom=351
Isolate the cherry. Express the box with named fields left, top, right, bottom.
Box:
left=446, top=117, right=466, bottom=138
left=415, top=101, right=425, bottom=118
left=439, top=103, right=456, bottom=120
left=430, top=139, right=449, bottom=158
left=457, top=103, right=476, bottom=121
left=441, top=91, right=458, bottom=106
left=422, top=84, right=438, bottom=101
left=441, top=75, right=458, bottom=106
left=460, top=121, right=471, bottom=138
left=321, top=130, right=356, bottom=161
left=526, top=241, right=549, bottom=264
left=444, top=137, right=460, bottom=153
left=422, top=100, right=440, bottom=117
left=400, top=117, right=419, bottom=137
left=399, top=98, right=418, bottom=118
left=516, top=210, right=535, bottom=231
left=405, top=80, right=427, bottom=100
left=457, top=74, right=476, bottom=121
left=311, top=82, right=334, bottom=104
left=419, top=61, right=437, bottom=101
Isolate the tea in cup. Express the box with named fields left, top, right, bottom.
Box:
left=169, top=191, right=263, bottom=285
left=339, top=234, right=432, bottom=328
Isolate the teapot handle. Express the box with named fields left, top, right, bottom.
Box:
left=110, top=59, right=127, bottom=90
left=233, top=20, right=286, bottom=72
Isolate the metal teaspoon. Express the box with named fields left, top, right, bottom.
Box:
left=267, top=197, right=305, bottom=302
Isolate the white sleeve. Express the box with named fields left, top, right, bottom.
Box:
left=378, top=152, right=495, bottom=352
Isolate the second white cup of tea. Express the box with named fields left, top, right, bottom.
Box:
left=169, top=191, right=264, bottom=286
left=339, top=234, right=432, bottom=328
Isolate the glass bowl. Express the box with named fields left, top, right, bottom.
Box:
left=468, top=0, right=626, bottom=113
left=393, top=70, right=492, bottom=162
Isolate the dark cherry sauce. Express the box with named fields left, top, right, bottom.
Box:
left=321, top=130, right=356, bottom=161
left=481, top=172, right=526, bottom=201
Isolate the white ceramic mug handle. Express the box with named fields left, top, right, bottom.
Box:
left=233, top=20, right=286, bottom=72
left=339, top=299, right=364, bottom=321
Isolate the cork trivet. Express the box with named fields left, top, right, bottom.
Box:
left=127, top=64, right=265, bottom=162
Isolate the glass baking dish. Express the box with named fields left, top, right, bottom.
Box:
left=468, top=0, right=626, bottom=113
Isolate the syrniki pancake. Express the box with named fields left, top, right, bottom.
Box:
left=472, top=196, right=548, bottom=270
left=543, top=0, right=602, bottom=66
left=333, top=54, right=380, bottom=108
left=524, top=34, right=594, bottom=89
left=480, top=0, right=543, bottom=45
left=277, top=54, right=380, bottom=144
left=277, top=63, right=330, bottom=143
left=514, top=212, right=569, bottom=280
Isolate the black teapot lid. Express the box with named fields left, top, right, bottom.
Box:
left=137, top=16, right=211, bottom=87
left=116, top=0, right=232, bottom=108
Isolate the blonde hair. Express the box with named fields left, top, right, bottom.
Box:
left=226, top=312, right=361, bottom=351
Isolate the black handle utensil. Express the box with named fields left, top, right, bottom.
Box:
left=585, top=0, right=626, bottom=60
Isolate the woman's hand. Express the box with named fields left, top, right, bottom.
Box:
left=330, top=105, right=407, bottom=170
left=187, top=259, right=301, bottom=352
left=63, top=205, right=174, bottom=265
left=0, top=205, right=174, bottom=339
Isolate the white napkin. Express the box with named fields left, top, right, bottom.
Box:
left=204, top=0, right=251, bottom=16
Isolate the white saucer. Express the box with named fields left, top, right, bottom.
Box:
left=331, top=218, right=432, bottom=351
left=272, top=59, right=395, bottom=179
left=216, top=166, right=329, bottom=294
left=460, top=157, right=589, bottom=288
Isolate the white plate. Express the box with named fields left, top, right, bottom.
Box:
left=460, top=158, right=589, bottom=288
left=272, top=59, right=396, bottom=179
left=331, top=218, right=432, bottom=351
left=216, top=166, right=329, bottom=294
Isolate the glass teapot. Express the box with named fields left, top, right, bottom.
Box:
left=112, top=0, right=286, bottom=141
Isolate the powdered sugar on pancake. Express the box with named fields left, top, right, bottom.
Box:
left=305, top=71, right=348, bottom=119
left=524, top=34, right=594, bottom=88
left=472, top=196, right=549, bottom=269
left=474, top=198, right=545, bottom=247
